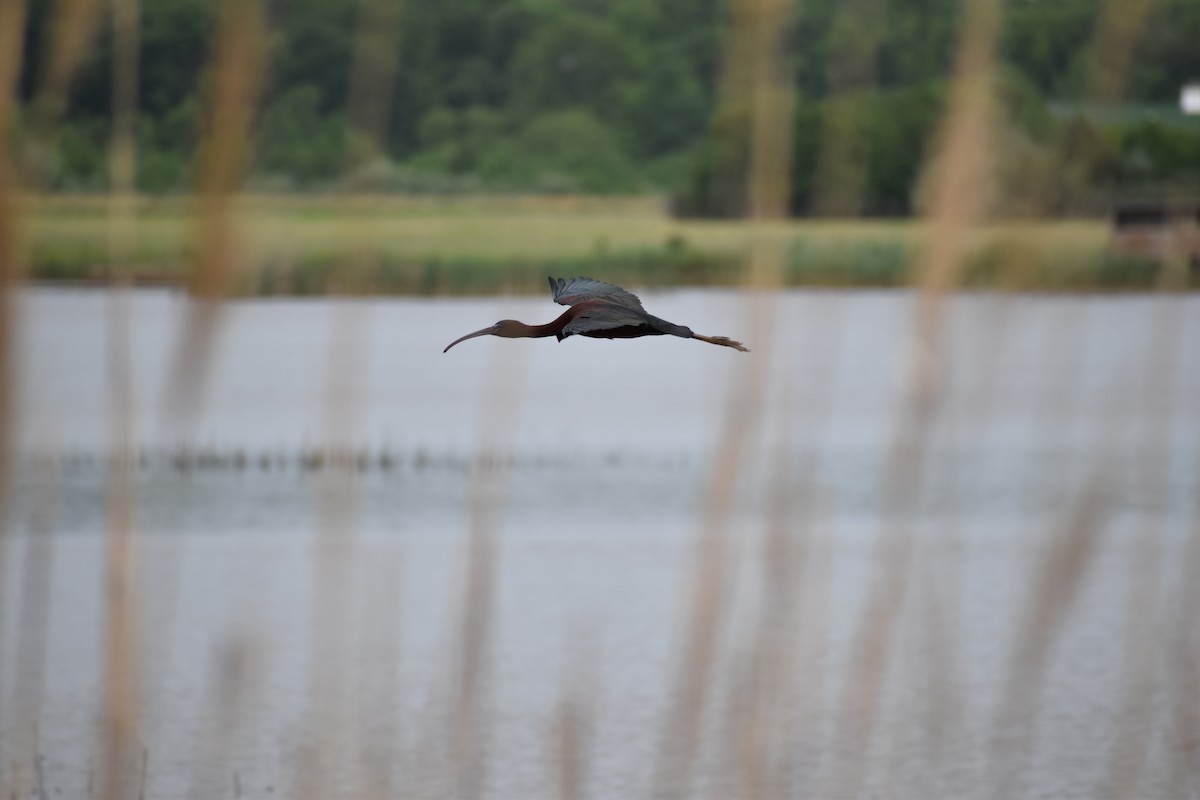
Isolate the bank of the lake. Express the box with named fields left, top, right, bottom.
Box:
left=19, top=194, right=1183, bottom=295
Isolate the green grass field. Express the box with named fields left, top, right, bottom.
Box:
left=16, top=193, right=1176, bottom=295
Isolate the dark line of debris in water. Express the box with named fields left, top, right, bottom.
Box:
left=23, top=447, right=696, bottom=474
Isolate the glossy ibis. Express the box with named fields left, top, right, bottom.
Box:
left=444, top=277, right=749, bottom=353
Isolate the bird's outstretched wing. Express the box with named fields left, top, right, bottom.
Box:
left=561, top=306, right=653, bottom=336
left=549, top=276, right=645, bottom=311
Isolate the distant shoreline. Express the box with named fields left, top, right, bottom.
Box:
left=14, top=193, right=1193, bottom=294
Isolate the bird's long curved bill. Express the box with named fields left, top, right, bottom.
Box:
left=443, top=325, right=497, bottom=353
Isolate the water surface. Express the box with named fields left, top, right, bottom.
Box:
left=4, top=287, right=1198, bottom=798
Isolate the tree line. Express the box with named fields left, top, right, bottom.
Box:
left=15, top=0, right=1200, bottom=214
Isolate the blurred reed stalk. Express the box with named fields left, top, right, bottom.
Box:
left=760, top=301, right=847, bottom=799
left=980, top=276, right=1101, bottom=800
left=735, top=17, right=808, bottom=787
left=820, top=0, right=999, bottom=795
left=890, top=293, right=1013, bottom=797
left=809, top=0, right=885, bottom=217
left=1166, top=574, right=1200, bottom=797
left=982, top=75, right=1145, bottom=787
left=290, top=301, right=372, bottom=798
left=447, top=340, right=532, bottom=800
left=727, top=375, right=805, bottom=800
left=987, top=479, right=1109, bottom=799
left=652, top=0, right=794, bottom=796
left=0, top=0, right=30, bottom=784
left=1083, top=3, right=1178, bottom=793
left=1165, top=268, right=1200, bottom=790
left=8, top=454, right=57, bottom=800
left=0, top=0, right=27, bottom=421
left=162, top=0, right=264, bottom=432
left=141, top=9, right=266, bottom=751
left=297, top=5, right=406, bottom=793
left=344, top=0, right=403, bottom=170
left=353, top=547, right=407, bottom=797
left=551, top=628, right=599, bottom=800
left=981, top=5, right=1177, bottom=793
left=1100, top=294, right=1181, bottom=799
left=1086, top=0, right=1155, bottom=105
left=100, top=0, right=142, bottom=795
left=23, top=0, right=103, bottom=187
left=183, top=632, right=258, bottom=800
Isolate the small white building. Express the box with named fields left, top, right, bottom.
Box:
left=1181, top=83, right=1200, bottom=115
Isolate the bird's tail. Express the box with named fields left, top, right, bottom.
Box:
left=692, top=333, right=749, bottom=352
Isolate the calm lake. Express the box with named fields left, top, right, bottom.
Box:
left=3, top=286, right=1198, bottom=798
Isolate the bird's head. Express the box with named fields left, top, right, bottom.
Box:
left=443, top=320, right=527, bottom=352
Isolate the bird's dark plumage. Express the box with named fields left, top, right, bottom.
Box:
left=443, top=276, right=749, bottom=353
left=549, top=276, right=645, bottom=310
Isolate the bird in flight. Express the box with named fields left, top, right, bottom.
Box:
left=444, top=276, right=749, bottom=353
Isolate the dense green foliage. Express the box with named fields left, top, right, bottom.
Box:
left=14, top=0, right=1200, bottom=212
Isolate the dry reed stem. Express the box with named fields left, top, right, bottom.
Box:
left=987, top=476, right=1108, bottom=799
left=819, top=357, right=931, bottom=799
left=915, top=0, right=998, bottom=329
left=354, top=547, right=407, bottom=798
left=449, top=509, right=499, bottom=800
left=552, top=627, right=598, bottom=800
left=651, top=0, right=792, bottom=793
left=443, top=339, right=531, bottom=799
left=185, top=634, right=258, bottom=799
left=0, top=0, right=29, bottom=745
left=712, top=364, right=832, bottom=800
left=23, top=0, right=103, bottom=186
left=1166, top=637, right=1199, bottom=797
left=900, top=294, right=1013, bottom=796
left=101, top=293, right=139, bottom=800
left=107, top=0, right=138, bottom=284
left=162, top=0, right=264, bottom=431
left=109, top=0, right=138, bottom=203
left=100, top=0, right=143, bottom=793
left=820, top=0, right=998, bottom=795
left=649, top=369, right=752, bottom=800
left=141, top=9, right=266, bottom=726
left=342, top=6, right=404, bottom=779
left=9, top=455, right=58, bottom=800
left=290, top=301, right=371, bottom=798
left=769, top=300, right=848, bottom=799
left=553, top=692, right=587, bottom=800
left=345, top=0, right=404, bottom=165
left=810, top=0, right=886, bottom=216
left=1086, top=0, right=1155, bottom=104
left=1102, top=294, right=1185, bottom=798
left=706, top=0, right=756, bottom=213
left=979, top=296, right=1093, bottom=796
left=885, top=426, right=970, bottom=795
left=0, top=0, right=25, bottom=135
left=885, top=298, right=1019, bottom=796
left=744, top=0, right=794, bottom=226
left=1166, top=298, right=1200, bottom=796
left=1081, top=5, right=1170, bottom=789
left=728, top=376, right=804, bottom=800
left=979, top=4, right=1158, bottom=787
